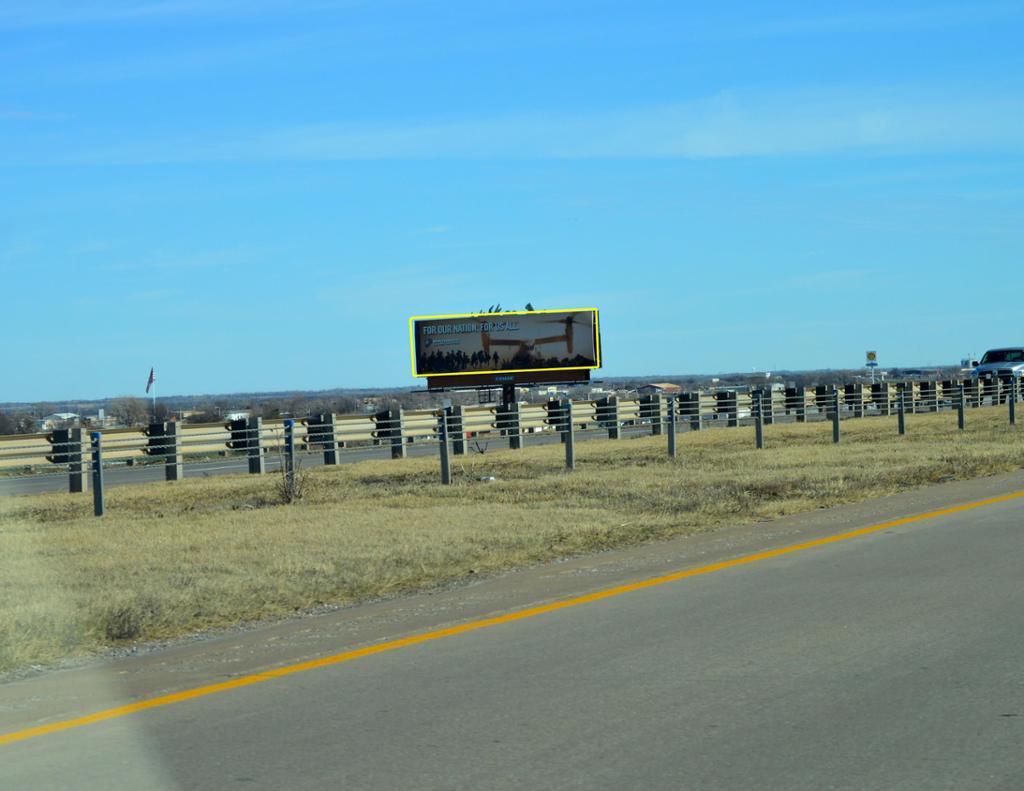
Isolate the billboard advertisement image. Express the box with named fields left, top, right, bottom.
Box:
left=410, top=308, right=600, bottom=379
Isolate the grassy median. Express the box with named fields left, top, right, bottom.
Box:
left=3, top=405, right=1024, bottom=675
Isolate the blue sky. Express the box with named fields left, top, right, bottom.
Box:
left=2, top=1, right=1023, bottom=401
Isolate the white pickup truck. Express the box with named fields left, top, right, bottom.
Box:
left=971, top=348, right=1024, bottom=381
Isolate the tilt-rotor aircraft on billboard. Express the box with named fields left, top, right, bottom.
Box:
left=410, top=308, right=601, bottom=391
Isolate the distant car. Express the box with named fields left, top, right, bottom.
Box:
left=971, top=348, right=1024, bottom=381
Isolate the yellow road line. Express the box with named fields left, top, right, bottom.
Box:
left=3, top=489, right=1023, bottom=747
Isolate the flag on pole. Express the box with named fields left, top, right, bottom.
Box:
left=146, top=367, right=155, bottom=394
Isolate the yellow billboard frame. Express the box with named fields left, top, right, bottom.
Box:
left=408, top=307, right=601, bottom=378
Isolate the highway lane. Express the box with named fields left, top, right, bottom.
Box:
left=3, top=482, right=1024, bottom=789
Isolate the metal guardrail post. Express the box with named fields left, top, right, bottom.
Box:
left=940, top=380, right=956, bottom=413
left=165, top=421, right=183, bottom=481
left=248, top=416, right=265, bottom=474
left=667, top=395, right=677, bottom=459
left=831, top=388, right=841, bottom=444
left=437, top=411, right=452, bottom=484
left=957, top=384, right=966, bottom=431
left=964, top=378, right=979, bottom=408
left=716, top=390, right=738, bottom=427
left=564, top=399, right=575, bottom=470
left=90, top=431, right=105, bottom=517
left=374, top=409, right=406, bottom=459
left=871, top=383, right=890, bottom=416
left=844, top=384, right=863, bottom=418
left=898, top=388, right=907, bottom=436
left=680, top=392, right=701, bottom=431
left=815, top=386, right=831, bottom=420
left=496, top=402, right=522, bottom=449
left=323, top=413, right=341, bottom=465
left=45, top=427, right=86, bottom=493
left=761, top=388, right=775, bottom=425
left=596, top=396, right=620, bottom=439
left=641, top=394, right=663, bottom=436
left=786, top=386, right=806, bottom=422
left=68, top=427, right=87, bottom=493
left=284, top=419, right=296, bottom=488
left=305, top=413, right=340, bottom=465
left=446, top=405, right=465, bottom=455
left=546, top=399, right=567, bottom=444
left=753, top=390, right=764, bottom=450
left=920, top=381, right=937, bottom=413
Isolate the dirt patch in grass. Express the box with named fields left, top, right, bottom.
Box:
left=2, top=407, right=1023, bottom=674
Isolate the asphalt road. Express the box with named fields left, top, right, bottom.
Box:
left=3, top=476, right=1023, bottom=789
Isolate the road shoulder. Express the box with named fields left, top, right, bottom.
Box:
left=3, top=468, right=1023, bottom=736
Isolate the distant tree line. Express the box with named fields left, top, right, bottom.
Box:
left=0, top=411, right=37, bottom=435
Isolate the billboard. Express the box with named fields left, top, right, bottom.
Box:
left=410, top=308, right=600, bottom=380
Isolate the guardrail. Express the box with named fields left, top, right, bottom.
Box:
left=2, top=376, right=1020, bottom=516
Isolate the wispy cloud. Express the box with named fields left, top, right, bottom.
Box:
left=52, top=85, right=1024, bottom=166
left=5, top=1, right=1017, bottom=35
left=126, top=287, right=178, bottom=301
left=0, top=0, right=349, bottom=29
left=0, top=109, right=72, bottom=121
left=96, top=246, right=262, bottom=272
left=734, top=2, right=1023, bottom=39
left=785, top=268, right=879, bottom=290
left=31, top=32, right=316, bottom=85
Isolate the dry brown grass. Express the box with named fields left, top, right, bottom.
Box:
left=2, top=406, right=1024, bottom=674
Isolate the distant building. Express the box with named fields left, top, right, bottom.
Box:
left=637, top=383, right=682, bottom=395
left=37, top=413, right=79, bottom=431
left=534, top=385, right=567, bottom=399
left=82, top=409, right=116, bottom=428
